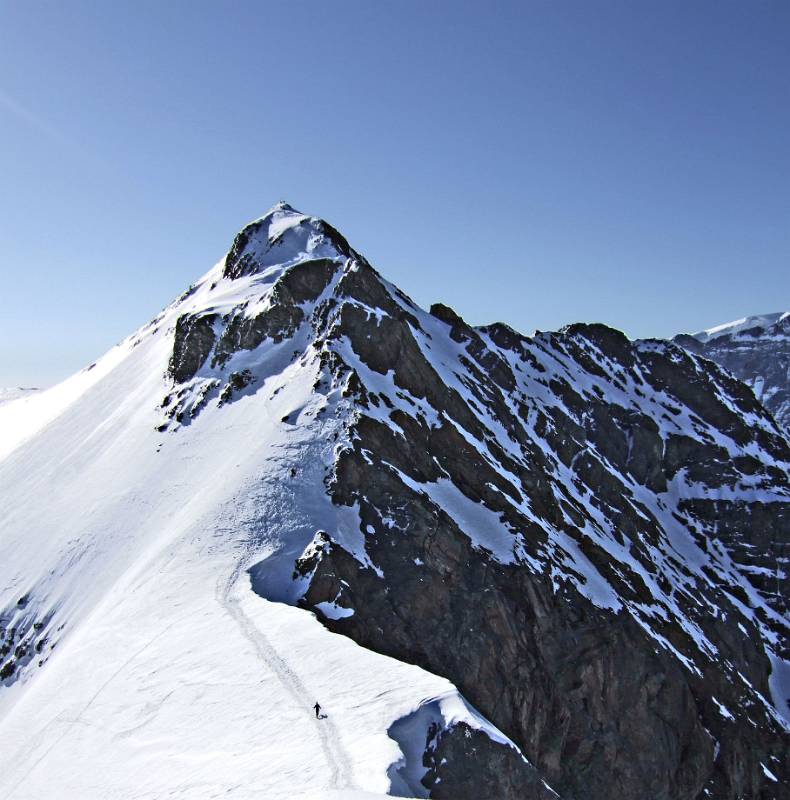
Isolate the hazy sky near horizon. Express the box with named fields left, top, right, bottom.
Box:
left=1, top=1, right=788, bottom=386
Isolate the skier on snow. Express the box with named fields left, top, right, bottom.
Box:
left=314, top=701, right=321, bottom=719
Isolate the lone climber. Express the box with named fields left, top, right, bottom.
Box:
left=313, top=701, right=321, bottom=719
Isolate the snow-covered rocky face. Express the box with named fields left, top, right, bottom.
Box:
left=674, top=311, right=790, bottom=435
left=0, top=204, right=788, bottom=800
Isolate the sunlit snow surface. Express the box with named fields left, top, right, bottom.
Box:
left=0, top=388, right=39, bottom=406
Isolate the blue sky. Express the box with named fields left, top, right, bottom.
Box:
left=1, top=0, right=788, bottom=386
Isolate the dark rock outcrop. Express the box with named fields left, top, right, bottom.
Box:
left=168, top=313, right=218, bottom=383
left=422, top=722, right=556, bottom=800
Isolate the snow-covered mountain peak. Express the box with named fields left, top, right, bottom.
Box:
left=690, top=311, right=790, bottom=343
left=222, top=202, right=361, bottom=281
left=271, top=199, right=298, bottom=213
left=2, top=205, right=790, bottom=798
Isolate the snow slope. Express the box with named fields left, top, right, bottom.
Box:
left=0, top=388, right=39, bottom=406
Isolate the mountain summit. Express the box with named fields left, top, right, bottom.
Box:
left=1, top=206, right=788, bottom=799
left=222, top=202, right=361, bottom=280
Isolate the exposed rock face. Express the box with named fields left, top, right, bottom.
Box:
left=163, top=205, right=790, bottom=798
left=0, top=592, right=58, bottom=688
left=674, top=312, right=790, bottom=436
left=168, top=312, right=218, bottom=383
left=421, top=722, right=556, bottom=800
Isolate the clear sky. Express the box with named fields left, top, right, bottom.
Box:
left=1, top=1, right=788, bottom=387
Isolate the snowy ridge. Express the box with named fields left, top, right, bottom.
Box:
left=691, top=311, right=790, bottom=343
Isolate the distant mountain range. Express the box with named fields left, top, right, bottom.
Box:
left=675, top=312, right=790, bottom=435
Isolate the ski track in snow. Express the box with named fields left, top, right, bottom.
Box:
left=218, top=560, right=354, bottom=792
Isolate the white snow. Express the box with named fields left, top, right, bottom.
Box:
left=229, top=202, right=349, bottom=274
left=316, top=600, right=355, bottom=620
left=0, top=344, right=131, bottom=461
left=761, top=762, right=779, bottom=782
left=712, top=697, right=735, bottom=721
left=0, top=387, right=39, bottom=406
left=387, top=466, right=520, bottom=564
left=767, top=650, right=790, bottom=728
